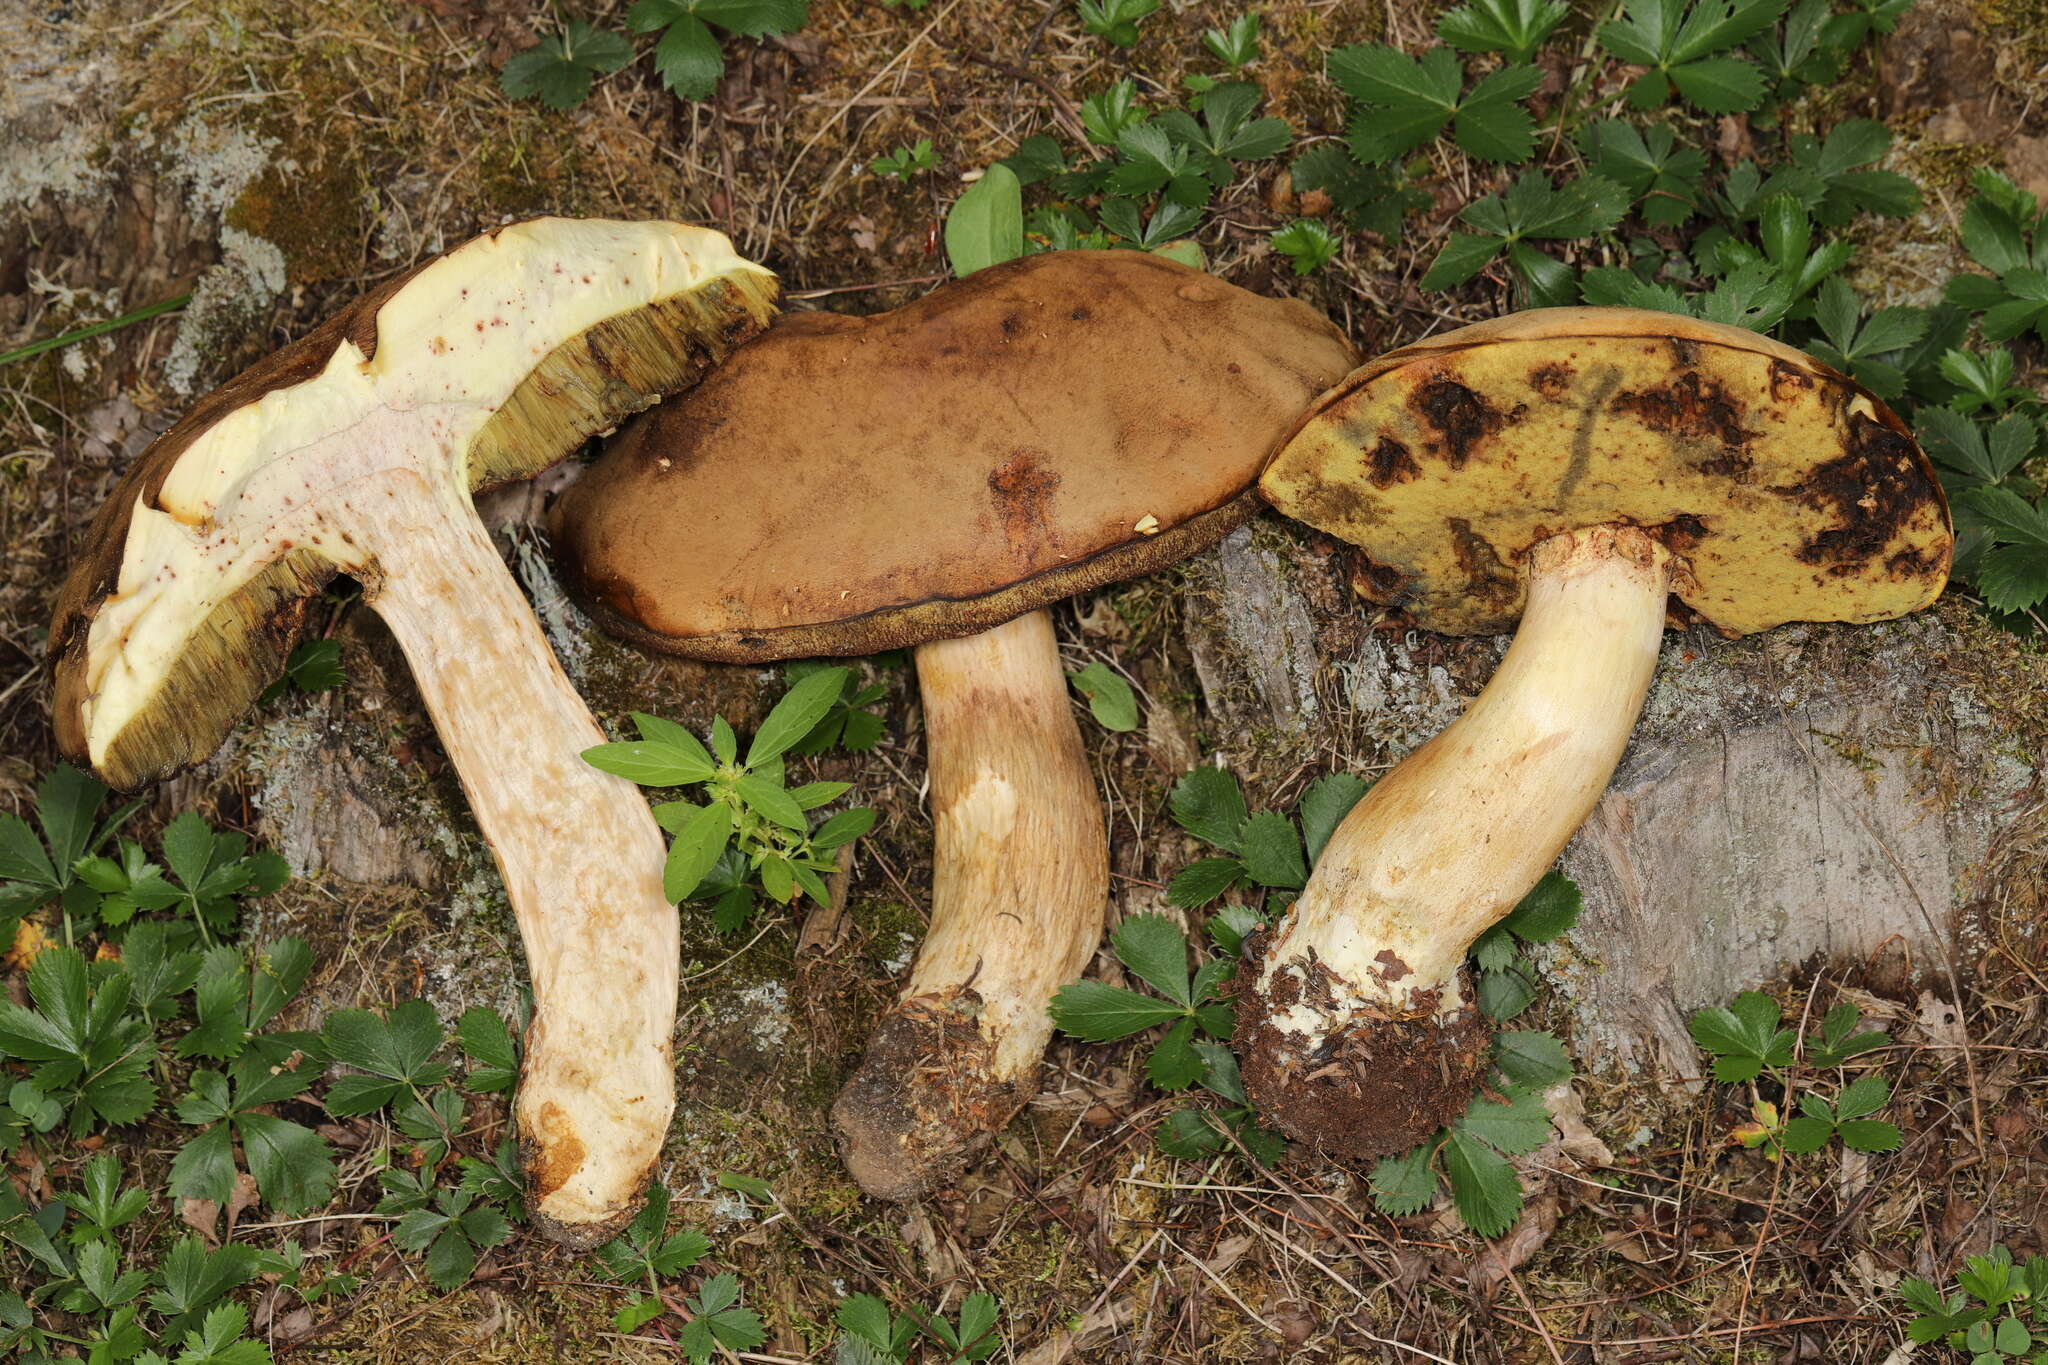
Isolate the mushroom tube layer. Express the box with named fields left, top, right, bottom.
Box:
left=1247, top=306, right=1951, bottom=1158
left=49, top=219, right=778, bottom=1246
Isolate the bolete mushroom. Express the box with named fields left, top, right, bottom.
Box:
left=547, top=249, right=1358, bottom=1199
left=48, top=218, right=777, bottom=1246
left=1242, top=306, right=1953, bottom=1158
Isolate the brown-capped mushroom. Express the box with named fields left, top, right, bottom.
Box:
left=48, top=218, right=777, bottom=1247
left=548, top=249, right=1358, bottom=1200
left=1240, top=306, right=1954, bottom=1158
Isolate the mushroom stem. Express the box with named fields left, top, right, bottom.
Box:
left=831, top=609, right=1106, bottom=1200
left=1238, top=524, right=1672, bottom=1157
left=356, top=472, right=678, bottom=1248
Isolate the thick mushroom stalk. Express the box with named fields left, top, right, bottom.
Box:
left=49, top=219, right=777, bottom=1246
left=831, top=610, right=1107, bottom=1199
left=1236, top=526, right=1671, bottom=1157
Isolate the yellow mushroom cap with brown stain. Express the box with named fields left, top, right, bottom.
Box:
left=548, top=250, right=1360, bottom=658
left=1259, top=306, right=1953, bottom=638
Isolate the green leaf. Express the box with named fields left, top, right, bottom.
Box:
left=810, top=807, right=877, bottom=851
left=1779, top=1115, right=1835, bottom=1153
left=1457, top=1087, right=1552, bottom=1155
left=1168, top=768, right=1249, bottom=852
left=581, top=740, right=717, bottom=787
left=1332, top=44, right=1462, bottom=162
left=946, top=164, right=1025, bottom=278
left=1421, top=231, right=1505, bottom=289
left=1049, top=981, right=1188, bottom=1041
left=1067, top=662, right=1140, bottom=732
left=458, top=1007, right=519, bottom=1093
left=1111, top=913, right=1192, bottom=1006
left=1237, top=812, right=1306, bottom=890
left=1668, top=55, right=1766, bottom=112
left=1476, top=962, right=1539, bottom=1021
left=1204, top=903, right=1263, bottom=957
left=237, top=1111, right=336, bottom=1215
left=1500, top=872, right=1580, bottom=942
left=1838, top=1119, right=1903, bottom=1152
left=500, top=21, right=633, bottom=110
left=1168, top=856, right=1245, bottom=909
left=1492, top=1030, right=1571, bottom=1088
left=1444, top=1127, right=1523, bottom=1236
left=664, top=801, right=736, bottom=903
left=319, top=999, right=450, bottom=1113
left=38, top=765, right=109, bottom=872
left=1438, top=0, right=1568, bottom=61
left=1147, top=1016, right=1206, bottom=1090
left=1370, top=1140, right=1440, bottom=1215
left=1454, top=64, right=1543, bottom=163
left=1297, top=774, right=1368, bottom=867
left=747, top=667, right=849, bottom=767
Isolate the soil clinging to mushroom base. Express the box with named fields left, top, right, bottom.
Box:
left=829, top=988, right=1030, bottom=1202
left=1232, top=938, right=1492, bottom=1160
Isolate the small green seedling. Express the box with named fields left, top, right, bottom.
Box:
left=1076, top=0, right=1158, bottom=47
left=0, top=946, right=157, bottom=1136
left=1422, top=169, right=1630, bottom=305
left=1272, top=220, right=1342, bottom=275
left=1597, top=0, right=1788, bottom=114
left=595, top=1182, right=712, bottom=1330
left=1065, top=661, right=1139, bottom=731
left=1947, top=171, right=2048, bottom=344
left=1577, top=120, right=1709, bottom=227
left=1901, top=1245, right=2048, bottom=1361
left=75, top=811, right=291, bottom=947
left=500, top=21, right=636, bottom=110
left=1327, top=44, right=1543, bottom=165
left=1467, top=871, right=1582, bottom=1021
left=0, top=765, right=140, bottom=948
left=390, top=1186, right=512, bottom=1293
left=1438, top=0, right=1568, bottom=61
left=1370, top=1036, right=1569, bottom=1236
left=872, top=138, right=938, bottom=179
left=1050, top=913, right=1234, bottom=1090
left=258, top=639, right=345, bottom=704
left=1202, top=13, right=1260, bottom=68
left=630, top=0, right=811, bottom=102
left=1165, top=767, right=1366, bottom=914
left=1691, top=993, right=1902, bottom=1158
left=582, top=668, right=879, bottom=932
left=171, top=1049, right=335, bottom=1215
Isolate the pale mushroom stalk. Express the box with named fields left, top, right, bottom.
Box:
left=831, top=609, right=1107, bottom=1200
left=1238, top=526, right=1670, bottom=1147
left=356, top=478, right=676, bottom=1244
left=50, top=218, right=778, bottom=1247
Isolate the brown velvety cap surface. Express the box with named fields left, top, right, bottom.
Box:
left=1260, top=306, right=1953, bottom=637
left=548, top=250, right=1360, bottom=662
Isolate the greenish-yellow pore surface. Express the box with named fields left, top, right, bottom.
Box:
left=1261, top=325, right=1952, bottom=637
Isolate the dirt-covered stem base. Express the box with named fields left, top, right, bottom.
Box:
left=831, top=610, right=1107, bottom=1200
left=1238, top=525, right=1673, bottom=1156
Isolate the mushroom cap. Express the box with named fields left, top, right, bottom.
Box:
left=1260, top=306, right=1953, bottom=637
left=548, top=250, right=1359, bottom=662
left=50, top=218, right=777, bottom=787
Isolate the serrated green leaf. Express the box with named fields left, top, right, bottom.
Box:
left=1370, top=1139, right=1440, bottom=1215
left=1112, top=913, right=1192, bottom=1006
left=1049, top=981, right=1188, bottom=1041
left=1169, top=768, right=1250, bottom=851
left=1444, top=1128, right=1523, bottom=1236
left=1492, top=1030, right=1571, bottom=1088
left=1237, top=812, right=1306, bottom=890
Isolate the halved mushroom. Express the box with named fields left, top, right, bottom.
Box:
left=548, top=249, right=1358, bottom=1199
left=1243, top=306, right=1953, bottom=1158
left=48, top=218, right=777, bottom=1246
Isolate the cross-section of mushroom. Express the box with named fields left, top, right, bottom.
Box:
left=547, top=249, right=1358, bottom=1200
left=48, top=218, right=777, bottom=1247
left=1244, top=306, right=1954, bottom=1159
